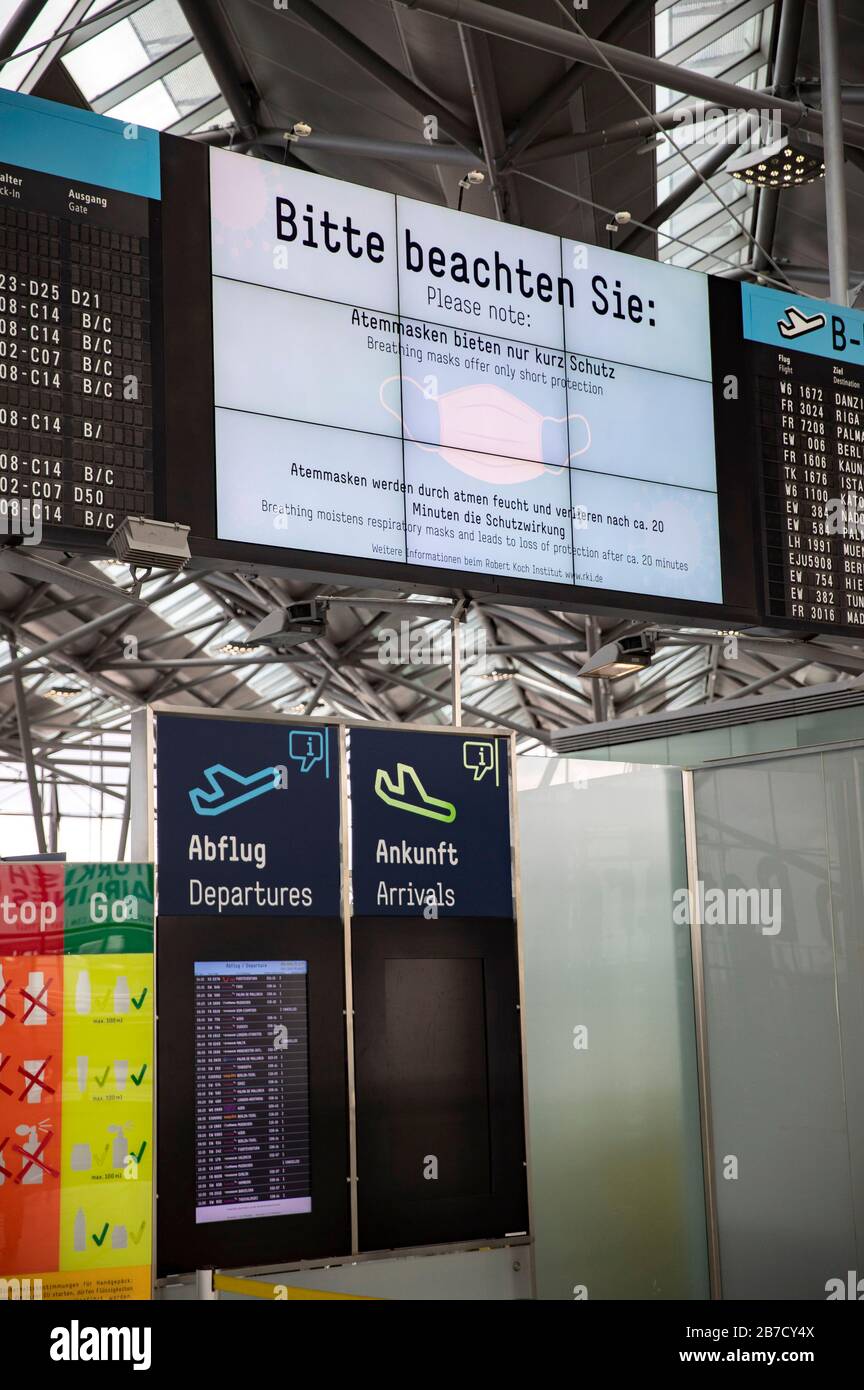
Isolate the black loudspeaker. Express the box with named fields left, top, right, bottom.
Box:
left=352, top=916, right=528, bottom=1252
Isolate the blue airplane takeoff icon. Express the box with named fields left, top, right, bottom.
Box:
left=189, top=763, right=280, bottom=817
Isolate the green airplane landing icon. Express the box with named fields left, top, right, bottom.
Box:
left=374, top=764, right=456, bottom=823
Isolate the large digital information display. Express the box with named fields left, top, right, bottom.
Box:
left=0, top=90, right=161, bottom=542
left=211, top=151, right=721, bottom=606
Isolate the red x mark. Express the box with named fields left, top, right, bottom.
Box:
left=18, top=1056, right=54, bottom=1102
left=0, top=976, right=13, bottom=1021
left=13, top=1131, right=58, bottom=1182
left=0, top=1137, right=12, bottom=1181
left=20, top=978, right=54, bottom=1024
left=0, top=1054, right=12, bottom=1097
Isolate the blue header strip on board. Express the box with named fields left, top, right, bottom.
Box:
left=741, top=281, right=864, bottom=367
left=0, top=88, right=160, bottom=200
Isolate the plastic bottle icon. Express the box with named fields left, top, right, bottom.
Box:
left=76, top=1056, right=88, bottom=1095
left=109, top=1124, right=129, bottom=1170
left=113, top=975, right=130, bottom=1014
left=73, top=1207, right=87, bottom=1252
left=114, top=1060, right=128, bottom=1091
left=23, top=972, right=45, bottom=1026
left=75, top=970, right=91, bottom=1016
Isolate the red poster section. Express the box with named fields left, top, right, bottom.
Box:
left=0, top=955, right=64, bottom=1274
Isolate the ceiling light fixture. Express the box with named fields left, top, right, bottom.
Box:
left=727, top=135, right=824, bottom=189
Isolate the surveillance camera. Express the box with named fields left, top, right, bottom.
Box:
left=248, top=599, right=329, bottom=650
left=580, top=629, right=657, bottom=681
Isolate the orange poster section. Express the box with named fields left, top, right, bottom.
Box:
left=0, top=956, right=64, bottom=1275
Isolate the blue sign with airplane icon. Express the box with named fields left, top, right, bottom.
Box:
left=350, top=727, right=513, bottom=918
left=742, top=282, right=864, bottom=367
left=156, top=714, right=340, bottom=916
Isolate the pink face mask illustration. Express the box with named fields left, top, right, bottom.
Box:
left=380, top=377, right=591, bottom=484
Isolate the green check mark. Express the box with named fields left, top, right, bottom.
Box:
left=132, top=988, right=148, bottom=1010
left=91, top=1223, right=109, bottom=1248
left=132, top=1141, right=147, bottom=1165
left=129, top=1221, right=146, bottom=1245
left=92, top=1143, right=110, bottom=1168
left=131, top=1063, right=147, bottom=1087
left=94, top=1065, right=111, bottom=1088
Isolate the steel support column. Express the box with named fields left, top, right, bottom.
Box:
left=817, top=0, right=850, bottom=303
left=752, top=0, right=807, bottom=275
left=9, top=641, right=47, bottom=853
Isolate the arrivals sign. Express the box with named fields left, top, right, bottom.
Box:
left=155, top=714, right=341, bottom=916
left=0, top=863, right=154, bottom=1301
left=349, top=728, right=512, bottom=917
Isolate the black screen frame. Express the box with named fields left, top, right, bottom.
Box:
left=157, top=915, right=350, bottom=1275
left=159, top=132, right=761, bottom=631
left=352, top=915, right=529, bottom=1253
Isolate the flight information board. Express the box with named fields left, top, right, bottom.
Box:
left=8, top=87, right=864, bottom=639
left=743, top=283, right=864, bottom=631
left=0, top=90, right=160, bottom=543
left=193, top=960, right=311, bottom=1225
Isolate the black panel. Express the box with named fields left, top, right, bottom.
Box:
left=353, top=916, right=528, bottom=1252
left=157, top=915, right=350, bottom=1274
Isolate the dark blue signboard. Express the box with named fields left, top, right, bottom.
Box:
left=349, top=728, right=512, bottom=918
left=156, top=715, right=341, bottom=916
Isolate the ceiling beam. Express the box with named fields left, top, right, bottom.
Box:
left=502, top=0, right=656, bottom=169
left=396, top=0, right=864, bottom=150
left=275, top=0, right=481, bottom=156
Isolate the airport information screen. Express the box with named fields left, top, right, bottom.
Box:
left=0, top=90, right=161, bottom=542
left=211, top=150, right=721, bottom=606
left=6, top=88, right=864, bottom=636
left=193, top=960, right=311, bottom=1225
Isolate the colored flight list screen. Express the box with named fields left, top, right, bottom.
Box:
left=0, top=90, right=160, bottom=541
left=193, top=960, right=311, bottom=1224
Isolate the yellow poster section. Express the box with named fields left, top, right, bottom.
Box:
left=59, top=955, right=153, bottom=1295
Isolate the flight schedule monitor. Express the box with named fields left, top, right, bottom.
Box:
left=743, top=283, right=864, bottom=631
left=193, top=960, right=311, bottom=1224
left=0, top=91, right=161, bottom=544
left=10, top=88, right=864, bottom=639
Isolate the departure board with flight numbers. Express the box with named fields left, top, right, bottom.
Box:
left=742, top=282, right=864, bottom=633
left=0, top=89, right=161, bottom=546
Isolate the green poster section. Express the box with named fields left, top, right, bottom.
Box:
left=63, top=864, right=154, bottom=954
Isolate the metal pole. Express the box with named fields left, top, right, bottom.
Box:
left=196, top=1269, right=218, bottom=1300
left=0, top=0, right=46, bottom=64
left=752, top=0, right=806, bottom=275
left=451, top=605, right=464, bottom=727
left=817, top=0, right=850, bottom=304
left=682, top=770, right=722, bottom=1300
left=10, top=644, right=47, bottom=854
left=130, top=708, right=155, bottom=863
